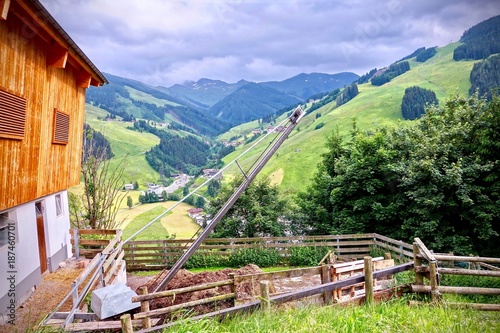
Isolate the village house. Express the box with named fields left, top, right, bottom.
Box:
left=187, top=208, right=204, bottom=226
left=267, top=125, right=285, bottom=133
left=0, top=0, right=107, bottom=319
left=123, top=184, right=135, bottom=191
left=203, top=168, right=222, bottom=180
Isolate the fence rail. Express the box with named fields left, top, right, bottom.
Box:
left=122, top=233, right=413, bottom=270
left=71, top=228, right=120, bottom=258
left=43, top=230, right=125, bottom=328
left=412, top=237, right=500, bottom=306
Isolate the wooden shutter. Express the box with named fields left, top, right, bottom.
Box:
left=52, top=109, right=70, bottom=144
left=0, top=88, right=26, bottom=140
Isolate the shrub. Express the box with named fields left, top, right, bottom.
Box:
left=288, top=246, right=330, bottom=266
left=184, top=252, right=227, bottom=269
left=314, top=123, right=325, bottom=130
left=228, top=247, right=282, bottom=268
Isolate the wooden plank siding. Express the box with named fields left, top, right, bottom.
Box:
left=0, top=0, right=103, bottom=211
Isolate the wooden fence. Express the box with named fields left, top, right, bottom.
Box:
left=122, top=233, right=413, bottom=270
left=410, top=237, right=500, bottom=311
left=43, top=230, right=126, bottom=328
left=121, top=259, right=414, bottom=332
left=71, top=228, right=120, bottom=258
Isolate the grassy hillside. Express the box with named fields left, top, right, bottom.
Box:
left=221, top=42, right=477, bottom=192
left=83, top=104, right=161, bottom=188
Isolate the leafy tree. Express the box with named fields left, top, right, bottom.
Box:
left=127, top=196, right=133, bottom=209
left=195, top=196, right=206, bottom=209
left=295, top=94, right=500, bottom=256
left=161, top=190, right=168, bottom=201
left=133, top=181, right=139, bottom=190
left=209, top=179, right=290, bottom=238
left=401, top=86, right=439, bottom=120
left=207, top=180, right=221, bottom=197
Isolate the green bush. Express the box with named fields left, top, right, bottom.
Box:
left=314, top=122, right=325, bottom=130
left=440, top=274, right=500, bottom=304
left=288, top=246, right=330, bottom=266
left=228, top=247, right=282, bottom=268
left=184, top=252, right=227, bottom=269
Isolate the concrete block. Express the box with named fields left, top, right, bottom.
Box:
left=91, top=283, right=140, bottom=319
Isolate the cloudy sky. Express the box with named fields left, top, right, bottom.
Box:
left=40, top=0, right=499, bottom=87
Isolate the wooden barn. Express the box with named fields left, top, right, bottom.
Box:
left=0, top=0, right=107, bottom=319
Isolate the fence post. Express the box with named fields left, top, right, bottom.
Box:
left=364, top=256, right=374, bottom=305
left=321, top=264, right=333, bottom=304
left=413, top=243, right=423, bottom=285
left=229, top=273, right=236, bottom=305
left=260, top=281, right=270, bottom=311
left=120, top=313, right=134, bottom=333
left=71, top=281, right=78, bottom=309
left=384, top=252, right=393, bottom=279
left=429, top=262, right=439, bottom=302
left=73, top=228, right=80, bottom=259
left=138, top=286, right=151, bottom=329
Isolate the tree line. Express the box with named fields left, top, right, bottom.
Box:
left=370, top=61, right=410, bottom=86
left=453, top=15, right=500, bottom=61
left=469, top=54, right=500, bottom=99
left=336, top=83, right=359, bottom=107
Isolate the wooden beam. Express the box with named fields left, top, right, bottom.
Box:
left=76, top=70, right=91, bottom=88
left=0, top=0, right=10, bottom=20
left=409, top=300, right=500, bottom=311
left=438, top=267, right=500, bottom=277
left=411, top=285, right=500, bottom=295
left=90, top=77, right=101, bottom=87
left=47, top=42, right=68, bottom=68
left=414, top=237, right=436, bottom=262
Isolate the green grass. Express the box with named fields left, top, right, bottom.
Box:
left=165, top=298, right=500, bottom=333
left=84, top=103, right=161, bottom=188
left=220, top=43, right=477, bottom=192
left=121, top=201, right=201, bottom=240
left=122, top=205, right=171, bottom=240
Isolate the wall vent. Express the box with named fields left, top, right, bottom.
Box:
left=53, top=109, right=70, bottom=144
left=0, top=88, right=26, bottom=140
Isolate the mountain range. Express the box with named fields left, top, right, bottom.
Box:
left=86, top=72, right=359, bottom=132
left=83, top=15, right=500, bottom=191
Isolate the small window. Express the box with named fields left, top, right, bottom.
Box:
left=55, top=194, right=63, bottom=216
left=52, top=108, right=70, bottom=144
left=0, top=88, right=26, bottom=140
left=0, top=212, right=16, bottom=248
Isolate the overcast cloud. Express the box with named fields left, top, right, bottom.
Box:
left=40, top=0, right=499, bottom=87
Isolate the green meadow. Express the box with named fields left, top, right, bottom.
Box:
left=83, top=103, right=161, bottom=188
left=221, top=43, right=476, bottom=192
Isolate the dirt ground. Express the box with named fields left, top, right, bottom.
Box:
left=0, top=263, right=323, bottom=332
